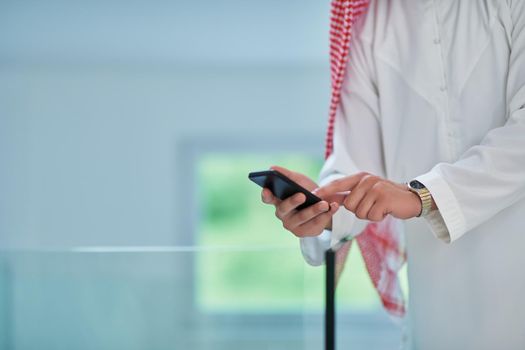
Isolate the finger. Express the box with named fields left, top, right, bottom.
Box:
left=314, top=172, right=369, bottom=198
left=368, top=201, right=388, bottom=222
left=293, top=203, right=339, bottom=237
left=354, top=191, right=378, bottom=220
left=286, top=200, right=330, bottom=229
left=344, top=175, right=379, bottom=212
left=329, top=201, right=340, bottom=214
left=275, top=192, right=306, bottom=219
left=261, top=188, right=279, bottom=205
left=319, top=192, right=347, bottom=205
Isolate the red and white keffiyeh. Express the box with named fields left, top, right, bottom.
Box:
left=327, top=0, right=407, bottom=318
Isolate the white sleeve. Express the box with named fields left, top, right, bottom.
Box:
left=300, top=20, right=386, bottom=265
left=416, top=1, right=525, bottom=243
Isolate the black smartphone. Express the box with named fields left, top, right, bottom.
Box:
left=248, top=170, right=321, bottom=210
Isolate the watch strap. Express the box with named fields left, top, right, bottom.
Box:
left=408, top=181, right=433, bottom=217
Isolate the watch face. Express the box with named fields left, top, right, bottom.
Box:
left=410, top=180, right=425, bottom=189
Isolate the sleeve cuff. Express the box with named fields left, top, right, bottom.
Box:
left=416, top=170, right=467, bottom=243
left=330, top=206, right=369, bottom=246
left=300, top=230, right=331, bottom=266
left=299, top=207, right=368, bottom=266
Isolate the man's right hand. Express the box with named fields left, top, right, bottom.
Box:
left=260, top=165, right=339, bottom=237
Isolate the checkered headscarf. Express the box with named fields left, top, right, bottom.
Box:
left=327, top=0, right=406, bottom=318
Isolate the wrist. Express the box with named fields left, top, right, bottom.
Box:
left=325, top=218, right=333, bottom=231
left=407, top=180, right=433, bottom=217
left=408, top=189, right=423, bottom=217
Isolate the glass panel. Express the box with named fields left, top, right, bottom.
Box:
left=0, top=248, right=402, bottom=350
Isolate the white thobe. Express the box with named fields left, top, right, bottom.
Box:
left=300, top=0, right=525, bottom=349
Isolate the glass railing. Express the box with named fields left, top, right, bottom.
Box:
left=0, top=246, right=402, bottom=350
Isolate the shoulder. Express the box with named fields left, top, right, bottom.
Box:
left=352, top=0, right=428, bottom=45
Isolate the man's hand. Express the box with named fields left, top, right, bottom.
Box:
left=260, top=165, right=339, bottom=237
left=314, top=172, right=422, bottom=221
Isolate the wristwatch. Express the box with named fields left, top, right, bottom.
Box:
left=407, top=180, right=433, bottom=217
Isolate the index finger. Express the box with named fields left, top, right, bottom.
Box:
left=314, top=173, right=367, bottom=198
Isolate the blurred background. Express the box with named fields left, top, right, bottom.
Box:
left=0, top=0, right=406, bottom=349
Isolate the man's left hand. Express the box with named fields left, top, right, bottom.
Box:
left=314, top=172, right=422, bottom=221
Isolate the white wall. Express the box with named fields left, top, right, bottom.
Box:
left=0, top=3, right=403, bottom=349
left=0, top=0, right=331, bottom=248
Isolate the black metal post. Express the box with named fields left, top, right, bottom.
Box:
left=325, top=248, right=336, bottom=350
